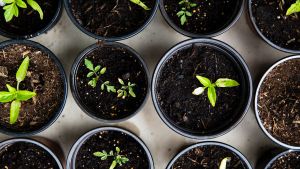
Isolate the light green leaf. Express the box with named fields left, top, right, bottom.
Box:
left=192, top=87, right=206, bottom=95
left=3, top=0, right=15, bottom=3
left=121, top=157, right=129, bottom=163
left=179, top=0, right=184, bottom=4
left=100, top=67, right=106, bottom=74
left=215, top=78, right=240, bottom=87
left=101, top=83, right=105, bottom=90
left=196, top=75, right=211, bottom=87
left=286, top=0, right=300, bottom=15
left=109, top=160, right=117, bottom=169
left=129, top=88, right=136, bottom=97
left=93, top=152, right=105, bottom=157
left=27, top=0, right=43, bottom=19
left=116, top=147, right=120, bottom=153
left=219, top=157, right=231, bottom=169
left=16, top=56, right=30, bottom=83
left=4, top=4, right=15, bottom=22
left=185, top=11, right=192, bottom=16
left=84, top=59, right=94, bottom=71
left=10, top=100, right=21, bottom=124
left=129, top=0, right=150, bottom=10
left=180, top=14, right=186, bottom=25
left=94, top=65, right=101, bottom=72
left=13, top=3, right=18, bottom=17
left=118, top=78, right=124, bottom=85
left=207, top=87, right=217, bottom=107
left=87, top=72, right=94, bottom=78
left=16, top=0, right=27, bottom=8
left=0, top=91, right=15, bottom=103
left=177, top=11, right=185, bottom=17
left=6, top=84, right=16, bottom=92
left=190, top=3, right=197, bottom=7
left=16, top=90, right=36, bottom=101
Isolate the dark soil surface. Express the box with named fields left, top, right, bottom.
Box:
left=156, top=44, right=245, bottom=135
left=0, top=142, right=59, bottom=169
left=71, top=0, right=156, bottom=38
left=171, top=145, right=247, bottom=169
left=258, top=59, right=300, bottom=146
left=0, top=44, right=65, bottom=132
left=75, top=44, right=148, bottom=120
left=251, top=0, right=300, bottom=50
left=0, top=0, right=59, bottom=38
left=76, top=130, right=150, bottom=169
left=163, top=0, right=242, bottom=35
left=270, top=151, right=300, bottom=169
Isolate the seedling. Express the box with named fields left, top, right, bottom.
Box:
left=84, top=59, right=106, bottom=88
left=130, top=0, right=150, bottom=10
left=101, top=81, right=116, bottom=93
left=219, top=157, right=231, bottom=169
left=93, top=147, right=129, bottom=169
left=0, top=0, right=43, bottom=22
left=0, top=56, right=36, bottom=124
left=192, top=75, right=240, bottom=107
left=177, top=0, right=197, bottom=25
left=117, top=78, right=136, bottom=99
left=286, top=0, right=300, bottom=16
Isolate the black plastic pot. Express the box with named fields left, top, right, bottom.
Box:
left=70, top=42, right=150, bottom=123
left=254, top=55, right=300, bottom=149
left=0, top=40, right=68, bottom=136
left=248, top=0, right=300, bottom=54
left=66, top=126, right=154, bottom=169
left=0, top=138, right=64, bottom=168
left=152, top=38, right=252, bottom=139
left=0, top=0, right=62, bottom=39
left=166, top=141, right=252, bottom=169
left=160, top=0, right=244, bottom=38
left=63, top=0, right=159, bottom=41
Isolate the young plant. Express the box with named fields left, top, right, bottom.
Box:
left=192, top=75, right=240, bottom=107
left=101, top=81, right=116, bottom=93
left=0, top=56, right=36, bottom=124
left=177, top=0, right=197, bottom=25
left=286, top=0, right=300, bottom=16
left=117, top=78, right=136, bottom=99
left=219, top=157, right=231, bottom=169
left=93, top=147, right=129, bottom=169
left=1, top=0, right=43, bottom=22
left=84, top=59, right=106, bottom=88
left=129, top=0, right=150, bottom=10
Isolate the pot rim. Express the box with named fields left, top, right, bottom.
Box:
left=0, top=39, right=68, bottom=136
left=254, top=55, right=300, bottom=149
left=0, top=137, right=64, bottom=169
left=66, top=126, right=154, bottom=169
left=151, top=38, right=253, bottom=139
left=159, top=0, right=245, bottom=38
left=166, top=141, right=253, bottom=169
left=70, top=41, right=150, bottom=123
left=264, top=149, right=300, bottom=168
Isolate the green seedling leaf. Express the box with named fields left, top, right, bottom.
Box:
left=129, top=0, right=150, bottom=10
left=94, top=65, right=101, bottom=72
left=94, top=147, right=129, bottom=169
left=129, top=87, right=136, bottom=97
left=93, top=152, right=105, bottom=157
left=84, top=59, right=94, bottom=71
left=286, top=0, right=300, bottom=15
left=16, top=0, right=27, bottom=8
left=0, top=91, right=15, bottom=103
left=6, top=84, right=16, bottom=92
left=3, top=0, right=15, bottom=3
left=192, top=87, right=206, bottom=95
left=196, top=75, right=211, bottom=87
left=100, top=67, right=106, bottom=74
left=177, top=11, right=185, bottom=17
left=118, top=78, right=124, bottom=85
left=109, top=160, right=117, bottom=169
left=185, top=11, right=192, bottom=16
left=87, top=72, right=94, bottom=78
left=16, top=56, right=29, bottom=83
left=190, top=3, right=197, bottom=7
left=116, top=147, right=120, bottom=153
left=16, top=90, right=36, bottom=101
left=219, top=157, right=231, bottom=169
left=180, top=14, right=187, bottom=25
left=215, top=78, right=240, bottom=87
left=207, top=86, right=217, bottom=107
left=27, top=0, right=43, bottom=19
left=3, top=4, right=15, bottom=22
left=10, top=100, right=21, bottom=124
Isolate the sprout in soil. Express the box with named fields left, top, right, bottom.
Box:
left=177, top=0, right=197, bottom=25
left=0, top=56, right=36, bottom=124
left=93, top=147, right=129, bottom=169
left=117, top=78, right=136, bottom=99
left=129, top=0, right=150, bottom=10
left=219, top=157, right=231, bottom=169
left=286, top=0, right=300, bottom=15
left=84, top=58, right=107, bottom=88
left=101, top=81, right=116, bottom=93
left=1, top=0, right=43, bottom=22
left=192, top=75, right=240, bottom=107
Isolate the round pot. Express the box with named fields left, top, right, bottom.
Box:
left=248, top=0, right=300, bottom=54
left=70, top=42, right=149, bottom=123
left=63, top=0, right=159, bottom=41
left=66, top=126, right=154, bottom=169
left=166, top=141, right=252, bottom=169
left=0, top=138, right=64, bottom=168
left=152, top=38, right=253, bottom=139
left=0, top=40, right=68, bottom=136
left=159, top=0, right=244, bottom=38
left=259, top=149, right=300, bottom=169
left=0, top=0, right=62, bottom=39
left=255, top=55, right=300, bottom=149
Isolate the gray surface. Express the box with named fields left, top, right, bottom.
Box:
left=0, top=7, right=288, bottom=168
